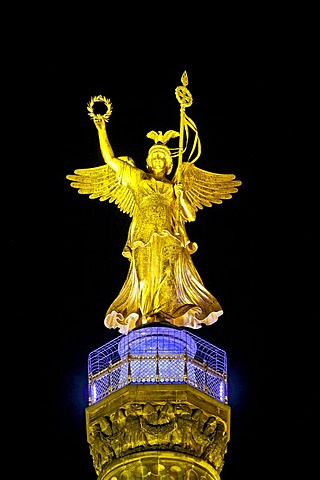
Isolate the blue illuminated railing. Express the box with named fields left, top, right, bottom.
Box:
left=88, top=325, right=228, bottom=406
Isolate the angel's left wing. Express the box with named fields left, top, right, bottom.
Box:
left=66, top=158, right=136, bottom=217
left=173, top=162, right=242, bottom=215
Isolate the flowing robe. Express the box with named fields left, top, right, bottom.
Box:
left=105, top=163, right=223, bottom=333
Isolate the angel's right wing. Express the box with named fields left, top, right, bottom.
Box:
left=66, top=158, right=136, bottom=217
left=172, top=162, right=242, bottom=218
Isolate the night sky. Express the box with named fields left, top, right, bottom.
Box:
left=13, top=16, right=311, bottom=479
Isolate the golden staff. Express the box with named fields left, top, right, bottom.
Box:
left=175, top=71, right=193, bottom=181
left=174, top=71, right=193, bottom=234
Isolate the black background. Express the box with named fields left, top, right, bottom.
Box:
left=10, top=10, right=313, bottom=479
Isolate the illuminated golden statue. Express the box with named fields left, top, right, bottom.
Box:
left=67, top=72, right=241, bottom=334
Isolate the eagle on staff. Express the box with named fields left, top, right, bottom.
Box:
left=66, top=72, right=242, bottom=334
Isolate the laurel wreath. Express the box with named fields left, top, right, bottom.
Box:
left=87, top=95, right=113, bottom=122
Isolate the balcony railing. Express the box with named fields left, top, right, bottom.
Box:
left=88, top=325, right=228, bottom=406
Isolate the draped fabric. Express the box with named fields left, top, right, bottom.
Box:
left=104, top=163, right=223, bottom=334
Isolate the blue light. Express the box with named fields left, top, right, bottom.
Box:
left=88, top=325, right=228, bottom=405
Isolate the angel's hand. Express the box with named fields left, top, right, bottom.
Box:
left=93, top=116, right=106, bottom=131
left=174, top=183, right=183, bottom=199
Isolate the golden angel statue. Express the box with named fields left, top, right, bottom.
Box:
left=66, top=73, right=241, bottom=334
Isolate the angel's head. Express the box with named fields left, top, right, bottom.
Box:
left=146, top=144, right=173, bottom=175
left=146, top=130, right=179, bottom=176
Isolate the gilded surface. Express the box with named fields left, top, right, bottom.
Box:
left=87, top=400, right=227, bottom=477
left=66, top=72, right=241, bottom=334
left=98, top=452, right=221, bottom=479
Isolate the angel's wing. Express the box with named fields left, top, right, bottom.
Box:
left=172, top=162, right=242, bottom=215
left=66, top=158, right=136, bottom=217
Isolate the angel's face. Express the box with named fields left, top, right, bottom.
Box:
left=147, top=150, right=172, bottom=177
left=152, top=153, right=166, bottom=168
left=148, top=152, right=167, bottom=177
